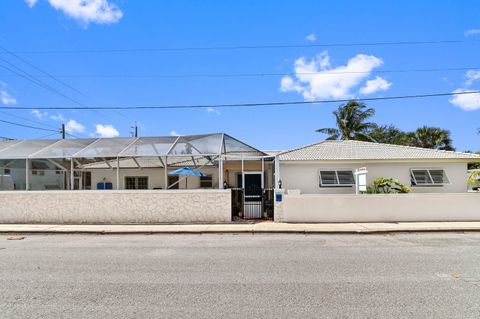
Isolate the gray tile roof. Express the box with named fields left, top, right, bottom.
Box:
left=279, top=140, right=480, bottom=161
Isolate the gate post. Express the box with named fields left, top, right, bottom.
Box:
left=273, top=188, right=285, bottom=222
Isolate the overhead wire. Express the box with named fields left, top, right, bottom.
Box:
left=0, top=58, right=84, bottom=106
left=4, top=39, right=479, bottom=54
left=0, top=46, right=85, bottom=96
left=0, top=118, right=60, bottom=132
left=1, top=90, right=479, bottom=111
left=0, top=110, right=59, bottom=130
left=1, top=66, right=478, bottom=79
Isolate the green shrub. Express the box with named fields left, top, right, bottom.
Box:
left=368, top=177, right=412, bottom=194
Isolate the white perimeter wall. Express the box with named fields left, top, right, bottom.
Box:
left=276, top=192, right=480, bottom=223
left=0, top=190, right=231, bottom=224
left=280, top=161, right=468, bottom=194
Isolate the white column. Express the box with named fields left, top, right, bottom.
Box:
left=241, top=157, right=245, bottom=188
left=164, top=156, right=168, bottom=189
left=274, top=155, right=281, bottom=189
left=25, top=159, right=30, bottom=191
left=70, top=159, right=74, bottom=190
left=116, top=157, right=120, bottom=190
left=218, top=156, right=223, bottom=189
left=261, top=157, right=265, bottom=188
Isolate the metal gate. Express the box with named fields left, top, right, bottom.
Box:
left=244, top=184, right=263, bottom=218
left=231, top=188, right=274, bottom=220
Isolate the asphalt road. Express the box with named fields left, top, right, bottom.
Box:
left=1, top=233, right=480, bottom=319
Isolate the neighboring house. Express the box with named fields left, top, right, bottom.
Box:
left=0, top=159, right=66, bottom=190
left=278, top=140, right=480, bottom=194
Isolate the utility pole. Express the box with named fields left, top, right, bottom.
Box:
left=131, top=122, right=138, bottom=137
left=61, top=124, right=65, bottom=139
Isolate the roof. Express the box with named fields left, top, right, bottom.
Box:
left=278, top=140, right=480, bottom=161
left=0, top=133, right=266, bottom=159
left=80, top=156, right=213, bottom=169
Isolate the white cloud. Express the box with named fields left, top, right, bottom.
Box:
left=280, top=51, right=387, bottom=100
left=26, top=0, right=123, bottom=25
left=0, top=82, right=17, bottom=105
left=170, top=131, right=181, bottom=136
left=359, top=76, right=392, bottom=95
left=449, top=89, right=480, bottom=111
left=465, top=70, right=480, bottom=86
left=0, top=90, right=16, bottom=105
left=306, top=34, right=317, bottom=42
left=25, top=0, right=38, bottom=8
left=206, top=107, right=220, bottom=115
left=465, top=29, right=480, bottom=36
left=31, top=110, right=48, bottom=119
left=95, top=124, right=119, bottom=137
left=65, top=119, right=86, bottom=134
left=50, top=114, right=66, bottom=122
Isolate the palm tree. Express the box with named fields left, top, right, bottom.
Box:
left=411, top=126, right=455, bottom=151
left=369, top=124, right=411, bottom=145
left=316, top=100, right=377, bottom=141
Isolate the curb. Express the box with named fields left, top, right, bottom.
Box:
left=1, top=228, right=479, bottom=235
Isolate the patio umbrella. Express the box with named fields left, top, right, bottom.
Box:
left=168, top=167, right=206, bottom=189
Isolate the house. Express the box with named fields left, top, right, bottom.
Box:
left=277, top=140, right=480, bottom=194
left=1, top=135, right=479, bottom=224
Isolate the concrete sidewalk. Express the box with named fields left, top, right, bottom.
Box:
left=1, top=221, right=480, bottom=234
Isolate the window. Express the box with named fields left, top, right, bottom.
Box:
left=3, top=168, right=10, bottom=175
left=319, top=170, right=354, bottom=187
left=411, top=169, right=449, bottom=186
left=32, top=170, right=45, bottom=176
left=200, top=175, right=213, bottom=188
left=125, top=176, right=149, bottom=190
left=168, top=175, right=179, bottom=189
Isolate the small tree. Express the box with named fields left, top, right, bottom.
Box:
left=370, top=177, right=411, bottom=194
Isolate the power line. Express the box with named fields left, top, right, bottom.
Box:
left=32, top=132, right=60, bottom=139
left=0, top=59, right=84, bottom=106
left=0, top=55, right=125, bottom=121
left=0, top=46, right=85, bottom=96
left=2, top=90, right=479, bottom=111
left=65, top=132, right=81, bottom=139
left=0, top=66, right=478, bottom=79
left=0, top=110, right=58, bottom=130
left=0, top=119, right=60, bottom=132
left=4, top=39, right=480, bottom=55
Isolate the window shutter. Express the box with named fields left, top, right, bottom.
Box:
left=429, top=170, right=447, bottom=184
left=320, top=171, right=337, bottom=185
left=337, top=171, right=355, bottom=185
left=411, top=170, right=432, bottom=185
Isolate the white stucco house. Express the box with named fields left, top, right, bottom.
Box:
left=277, top=140, right=480, bottom=194
left=1, top=135, right=480, bottom=224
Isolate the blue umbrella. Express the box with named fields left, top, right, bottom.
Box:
left=168, top=167, right=206, bottom=188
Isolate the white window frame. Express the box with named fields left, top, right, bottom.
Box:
left=410, top=168, right=450, bottom=186
left=124, top=176, right=149, bottom=190
left=319, top=169, right=355, bottom=187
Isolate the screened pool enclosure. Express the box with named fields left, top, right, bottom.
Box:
left=0, top=133, right=275, bottom=193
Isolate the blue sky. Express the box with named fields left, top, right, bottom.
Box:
left=0, top=0, right=479, bottom=151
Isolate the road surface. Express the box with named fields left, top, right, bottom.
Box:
left=1, top=233, right=480, bottom=318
